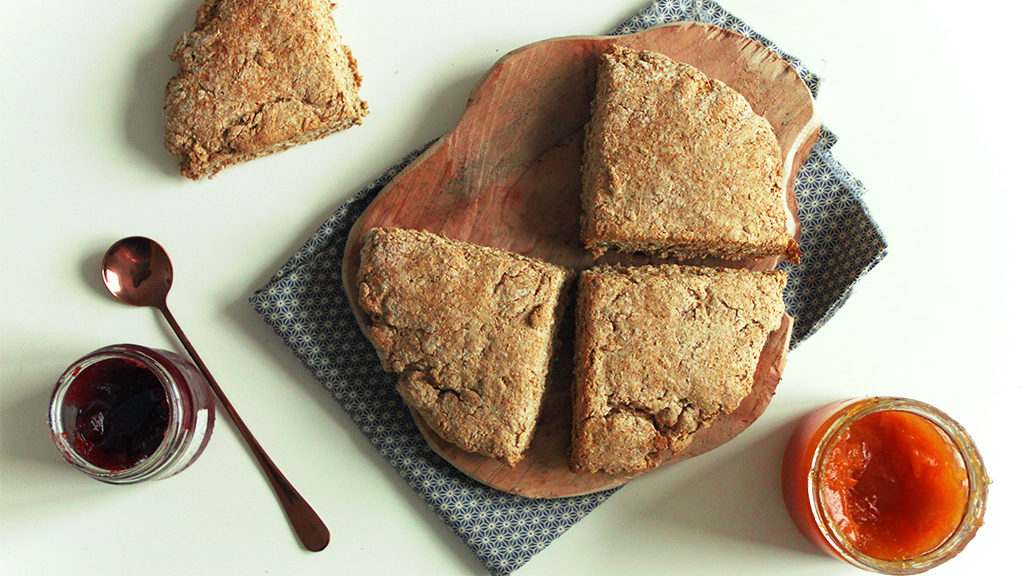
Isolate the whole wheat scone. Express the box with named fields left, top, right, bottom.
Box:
left=581, top=46, right=799, bottom=262
left=571, top=264, right=786, bottom=474
left=357, top=228, right=574, bottom=467
left=164, top=0, right=369, bottom=179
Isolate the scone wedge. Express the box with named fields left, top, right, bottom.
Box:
left=571, top=264, right=786, bottom=474
left=357, top=228, right=574, bottom=467
left=164, top=0, right=369, bottom=179
left=581, top=46, right=799, bottom=262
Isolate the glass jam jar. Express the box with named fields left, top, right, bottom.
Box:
left=781, top=397, right=988, bottom=574
left=49, top=344, right=216, bottom=483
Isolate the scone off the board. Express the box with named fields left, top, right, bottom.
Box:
left=164, top=0, right=369, bottom=179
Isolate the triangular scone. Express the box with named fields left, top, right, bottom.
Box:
left=571, top=264, right=786, bottom=474
left=164, top=0, right=369, bottom=179
left=357, top=228, right=573, bottom=467
left=581, top=46, right=799, bottom=262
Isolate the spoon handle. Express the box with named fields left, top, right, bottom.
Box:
left=159, top=304, right=330, bottom=552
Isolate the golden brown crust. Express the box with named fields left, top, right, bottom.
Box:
left=356, top=228, right=574, bottom=467
left=570, top=264, right=786, bottom=474
left=581, top=45, right=799, bottom=262
left=164, top=0, right=369, bottom=179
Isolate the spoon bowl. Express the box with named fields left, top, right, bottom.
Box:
left=101, top=236, right=330, bottom=552
left=102, top=237, right=173, bottom=308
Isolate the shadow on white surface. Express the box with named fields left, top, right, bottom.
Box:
left=634, top=420, right=822, bottom=557
left=78, top=242, right=110, bottom=300
left=1, top=380, right=67, bottom=474
left=0, top=364, right=119, bottom=521
left=122, top=0, right=203, bottom=178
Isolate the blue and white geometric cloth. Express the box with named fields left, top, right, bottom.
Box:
left=249, top=1, right=887, bottom=573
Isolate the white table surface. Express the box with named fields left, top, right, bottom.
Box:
left=2, top=1, right=1021, bottom=574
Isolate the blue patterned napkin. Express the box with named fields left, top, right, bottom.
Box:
left=249, top=1, right=887, bottom=573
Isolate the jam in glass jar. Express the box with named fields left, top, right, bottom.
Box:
left=781, top=397, right=988, bottom=574
left=49, top=344, right=215, bottom=483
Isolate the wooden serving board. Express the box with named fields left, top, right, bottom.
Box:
left=342, top=22, right=819, bottom=498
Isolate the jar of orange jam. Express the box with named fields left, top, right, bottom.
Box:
left=781, top=397, right=989, bottom=574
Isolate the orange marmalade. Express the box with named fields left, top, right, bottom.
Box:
left=781, top=398, right=988, bottom=574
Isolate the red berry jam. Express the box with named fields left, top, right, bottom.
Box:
left=64, top=357, right=170, bottom=471
left=50, top=344, right=215, bottom=483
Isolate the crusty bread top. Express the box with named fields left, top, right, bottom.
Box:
left=571, top=264, right=786, bottom=474
left=356, top=228, right=573, bottom=467
left=581, top=45, right=798, bottom=262
left=164, top=0, right=369, bottom=179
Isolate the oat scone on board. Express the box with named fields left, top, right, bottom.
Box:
left=357, top=228, right=574, bottom=467
left=571, top=264, right=786, bottom=474
left=581, top=46, right=800, bottom=263
left=164, top=0, right=369, bottom=179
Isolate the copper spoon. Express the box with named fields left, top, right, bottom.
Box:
left=101, top=236, right=330, bottom=552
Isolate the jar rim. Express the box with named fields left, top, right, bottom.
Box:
left=48, top=344, right=186, bottom=483
left=807, top=396, right=989, bottom=574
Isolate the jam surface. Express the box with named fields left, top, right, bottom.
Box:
left=821, top=410, right=969, bottom=561
left=64, top=357, right=170, bottom=471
